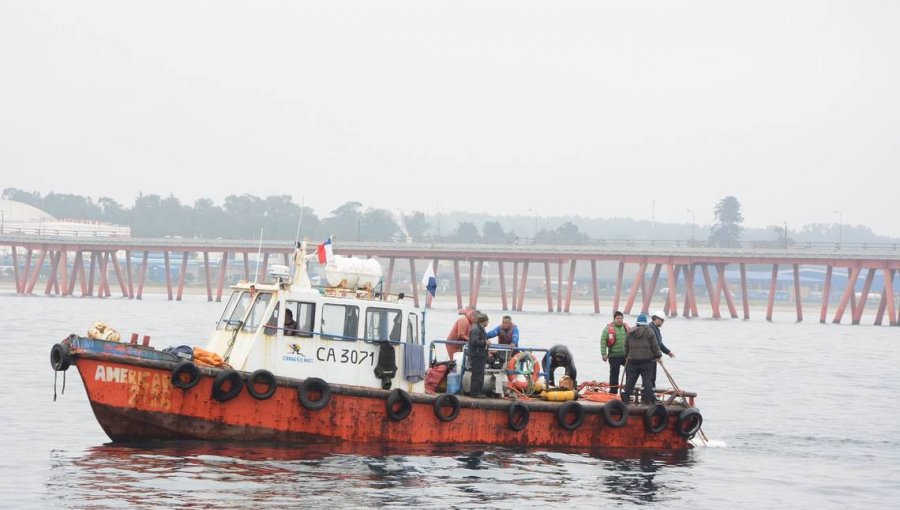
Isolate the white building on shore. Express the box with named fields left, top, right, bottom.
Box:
left=0, top=199, right=130, bottom=237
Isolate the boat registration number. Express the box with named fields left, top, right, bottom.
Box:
left=316, top=347, right=375, bottom=366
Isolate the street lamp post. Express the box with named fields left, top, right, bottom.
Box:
left=833, top=210, right=843, bottom=249
left=687, top=209, right=695, bottom=245
left=528, top=208, right=537, bottom=239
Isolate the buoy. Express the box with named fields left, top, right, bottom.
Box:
left=540, top=390, right=577, bottom=402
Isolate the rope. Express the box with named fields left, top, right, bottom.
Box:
left=505, top=384, right=536, bottom=400
left=222, top=322, right=243, bottom=363
left=659, top=360, right=708, bottom=445
left=575, top=381, right=622, bottom=402
left=52, top=370, right=66, bottom=402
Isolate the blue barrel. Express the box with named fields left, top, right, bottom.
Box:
left=446, top=372, right=461, bottom=395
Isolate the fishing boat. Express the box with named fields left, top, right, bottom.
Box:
left=49, top=242, right=704, bottom=451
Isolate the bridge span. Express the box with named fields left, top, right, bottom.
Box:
left=2, top=234, right=898, bottom=326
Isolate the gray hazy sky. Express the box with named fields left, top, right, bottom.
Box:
left=2, top=1, right=898, bottom=235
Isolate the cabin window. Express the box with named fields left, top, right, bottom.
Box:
left=406, top=313, right=419, bottom=344
left=216, top=291, right=243, bottom=330
left=285, top=300, right=315, bottom=337
left=264, top=302, right=280, bottom=336
left=365, top=307, right=402, bottom=342
left=222, top=291, right=252, bottom=331
left=241, top=292, right=272, bottom=333
left=321, top=304, right=359, bottom=340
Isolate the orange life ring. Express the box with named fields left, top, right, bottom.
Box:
left=506, top=351, right=542, bottom=389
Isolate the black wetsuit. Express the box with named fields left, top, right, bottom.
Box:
left=468, top=323, right=488, bottom=396
left=547, top=344, right=577, bottom=387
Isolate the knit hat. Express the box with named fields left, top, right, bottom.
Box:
left=636, top=313, right=649, bottom=325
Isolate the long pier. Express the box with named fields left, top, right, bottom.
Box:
left=2, top=234, right=898, bottom=326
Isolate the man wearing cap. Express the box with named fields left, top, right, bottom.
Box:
left=649, top=311, right=675, bottom=389
left=446, top=309, right=477, bottom=358
left=621, top=313, right=662, bottom=405
left=467, top=312, right=490, bottom=398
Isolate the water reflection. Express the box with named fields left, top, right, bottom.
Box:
left=45, top=442, right=695, bottom=508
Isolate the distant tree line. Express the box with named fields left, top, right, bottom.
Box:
left=2, top=188, right=547, bottom=243
left=3, top=188, right=895, bottom=245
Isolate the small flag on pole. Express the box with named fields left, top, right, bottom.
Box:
left=421, top=263, right=437, bottom=298
left=317, top=236, right=334, bottom=264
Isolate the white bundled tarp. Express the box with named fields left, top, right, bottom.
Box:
left=324, top=256, right=383, bottom=289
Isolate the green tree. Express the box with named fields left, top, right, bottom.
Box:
left=454, top=222, right=480, bottom=243
left=261, top=195, right=303, bottom=240
left=534, top=222, right=588, bottom=244
left=709, top=196, right=744, bottom=247
left=130, top=194, right=164, bottom=236
left=360, top=208, right=399, bottom=241
left=42, top=192, right=102, bottom=220
left=190, top=198, right=224, bottom=238
left=556, top=222, right=589, bottom=244
left=2, top=187, right=42, bottom=205
left=98, top=197, right=128, bottom=225
left=403, top=211, right=430, bottom=241
left=222, top=194, right=267, bottom=239
left=294, top=206, right=323, bottom=242
left=323, top=201, right=364, bottom=240
left=482, top=221, right=516, bottom=244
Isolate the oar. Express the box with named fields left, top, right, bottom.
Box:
left=659, top=359, right=709, bottom=445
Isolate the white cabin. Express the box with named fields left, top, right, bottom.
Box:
left=204, top=245, right=426, bottom=394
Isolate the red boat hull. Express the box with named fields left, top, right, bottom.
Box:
left=72, top=354, right=692, bottom=451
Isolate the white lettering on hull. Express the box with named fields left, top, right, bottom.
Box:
left=94, top=365, right=130, bottom=383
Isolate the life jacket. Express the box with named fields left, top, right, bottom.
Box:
left=193, top=346, right=225, bottom=367
left=497, top=324, right=516, bottom=345
left=606, top=322, right=630, bottom=347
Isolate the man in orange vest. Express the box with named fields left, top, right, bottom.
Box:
left=446, top=308, right=477, bottom=358
left=600, top=310, right=629, bottom=394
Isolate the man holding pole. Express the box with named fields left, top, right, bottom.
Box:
left=649, top=311, right=675, bottom=389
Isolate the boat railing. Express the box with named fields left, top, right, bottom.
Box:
left=426, top=340, right=550, bottom=381
left=263, top=323, right=412, bottom=346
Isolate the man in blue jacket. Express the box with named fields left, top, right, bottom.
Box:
left=486, top=315, right=519, bottom=347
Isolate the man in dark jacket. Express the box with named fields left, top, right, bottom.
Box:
left=621, top=313, right=662, bottom=405
left=467, top=313, right=490, bottom=398
left=547, top=344, right=577, bottom=388
left=649, top=311, right=675, bottom=389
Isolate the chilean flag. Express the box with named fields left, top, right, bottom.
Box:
left=421, top=263, right=437, bottom=298
left=317, top=236, right=334, bottom=264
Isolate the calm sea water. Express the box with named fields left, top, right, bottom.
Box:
left=1, top=293, right=898, bottom=509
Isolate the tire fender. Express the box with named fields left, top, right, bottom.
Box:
left=246, top=369, right=277, bottom=400
left=556, top=401, right=585, bottom=431
left=433, top=393, right=461, bottom=422
left=298, top=377, right=332, bottom=411
left=211, top=369, right=244, bottom=402
left=602, top=399, right=629, bottom=428
left=171, top=361, right=202, bottom=390
left=386, top=388, right=413, bottom=421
